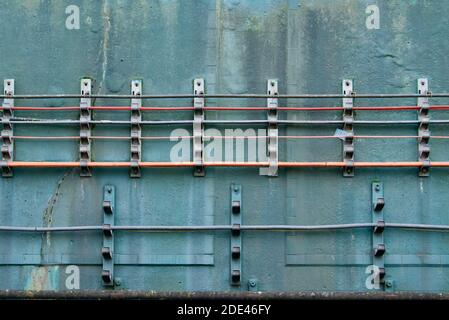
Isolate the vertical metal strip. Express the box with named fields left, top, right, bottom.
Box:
left=79, top=79, right=92, bottom=177
left=342, top=79, right=354, bottom=177
left=102, top=185, right=115, bottom=287
left=230, top=184, right=242, bottom=286
left=266, top=79, right=279, bottom=177
left=130, top=80, right=142, bottom=178
left=418, top=78, right=430, bottom=177
left=193, top=78, right=205, bottom=177
left=1, top=79, right=14, bottom=177
left=372, top=182, right=385, bottom=290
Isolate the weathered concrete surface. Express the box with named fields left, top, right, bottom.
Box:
left=1, top=0, right=449, bottom=292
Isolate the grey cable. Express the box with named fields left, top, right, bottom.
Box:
left=9, top=119, right=449, bottom=125
left=0, top=223, right=448, bottom=233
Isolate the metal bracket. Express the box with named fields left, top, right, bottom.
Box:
left=80, top=79, right=92, bottom=177
left=193, top=78, right=205, bottom=177
left=1, top=79, right=14, bottom=177
left=102, top=185, right=115, bottom=287
left=130, top=80, right=142, bottom=178
left=372, top=182, right=385, bottom=290
left=418, top=78, right=430, bottom=177
left=342, top=80, right=354, bottom=177
left=265, top=79, right=279, bottom=177
left=248, top=279, right=258, bottom=292
left=230, top=184, right=242, bottom=286
left=385, top=278, right=394, bottom=292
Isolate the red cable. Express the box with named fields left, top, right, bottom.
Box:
left=205, top=107, right=267, bottom=111
left=429, top=105, right=449, bottom=110
left=91, top=106, right=195, bottom=111
left=278, top=107, right=342, bottom=111
left=90, top=106, right=130, bottom=110
left=11, top=135, right=449, bottom=140
left=10, top=106, right=80, bottom=111
left=141, top=106, right=194, bottom=111
left=12, top=136, right=79, bottom=140
left=354, top=106, right=418, bottom=110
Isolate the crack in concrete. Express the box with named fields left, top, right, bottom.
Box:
left=97, top=0, right=111, bottom=95
left=40, top=169, right=74, bottom=260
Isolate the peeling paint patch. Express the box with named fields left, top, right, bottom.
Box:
left=25, top=266, right=59, bottom=291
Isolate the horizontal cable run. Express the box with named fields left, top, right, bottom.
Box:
left=3, top=105, right=449, bottom=112
left=8, top=118, right=449, bottom=125
left=5, top=161, right=449, bottom=168
left=0, top=223, right=449, bottom=232
left=0, top=93, right=444, bottom=99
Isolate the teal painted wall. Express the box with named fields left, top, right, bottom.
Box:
left=1, top=0, right=449, bottom=292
